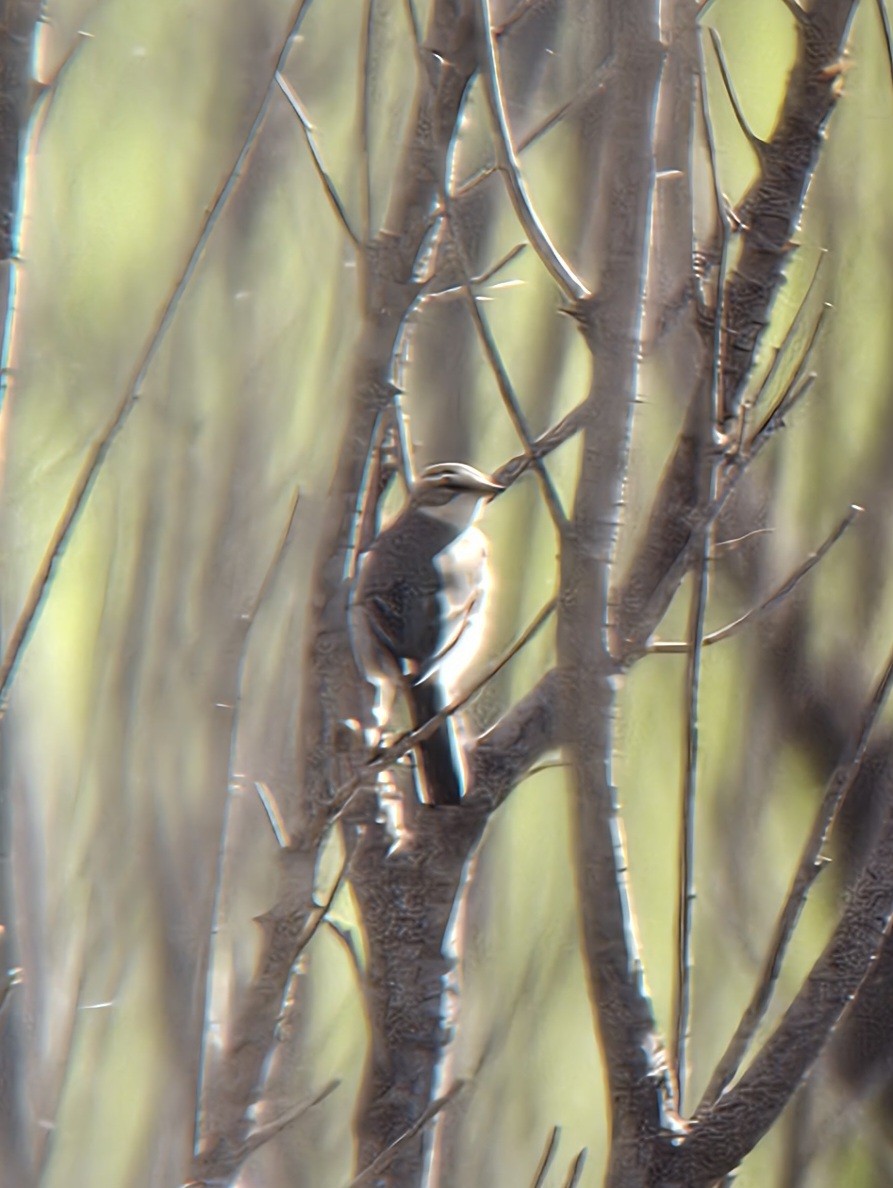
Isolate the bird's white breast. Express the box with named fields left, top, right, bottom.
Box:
left=429, top=524, right=491, bottom=699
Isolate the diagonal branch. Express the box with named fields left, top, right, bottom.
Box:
left=707, top=0, right=858, bottom=424
left=275, top=72, right=360, bottom=245
left=662, top=772, right=893, bottom=1183
left=476, top=0, right=588, bottom=301
left=613, top=0, right=858, bottom=665
left=649, top=502, right=860, bottom=653
left=0, top=0, right=317, bottom=719
left=698, top=629, right=893, bottom=1109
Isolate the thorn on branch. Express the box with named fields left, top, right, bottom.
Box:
left=562, top=1147, right=588, bottom=1188
left=529, top=1125, right=561, bottom=1188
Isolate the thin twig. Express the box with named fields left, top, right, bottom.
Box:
left=453, top=64, right=610, bottom=202
left=194, top=482, right=304, bottom=1148
left=708, top=301, right=829, bottom=529
left=439, top=168, right=567, bottom=532
left=668, top=38, right=730, bottom=1103
left=708, top=28, right=766, bottom=157
left=738, top=249, right=825, bottom=420
left=673, top=517, right=711, bottom=1112
left=877, top=0, right=893, bottom=90
left=425, top=242, right=527, bottom=298
left=696, top=26, right=734, bottom=430
left=460, top=285, right=567, bottom=528
left=241, top=1079, right=341, bottom=1157
left=358, top=0, right=374, bottom=242
left=748, top=370, right=817, bottom=455
left=250, top=487, right=303, bottom=621
left=494, top=401, right=587, bottom=488
left=0, top=0, right=316, bottom=719
left=712, top=528, right=774, bottom=555
left=344, top=1081, right=465, bottom=1187
left=562, top=1148, right=588, bottom=1188
left=650, top=505, right=861, bottom=654
left=476, top=0, right=587, bottom=300
left=475, top=242, right=527, bottom=286
left=276, top=72, right=360, bottom=245
left=698, top=633, right=893, bottom=1109
left=187, top=1081, right=341, bottom=1179
left=530, top=1125, right=561, bottom=1188
left=253, top=781, right=290, bottom=848
left=705, top=505, right=859, bottom=644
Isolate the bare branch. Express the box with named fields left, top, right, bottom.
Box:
left=276, top=72, right=361, bottom=245
left=650, top=503, right=860, bottom=653
left=241, top=1080, right=340, bottom=1160
left=454, top=62, right=611, bottom=202
left=476, top=0, right=588, bottom=300
left=193, top=2, right=483, bottom=1178
left=699, top=631, right=893, bottom=1109
left=614, top=289, right=828, bottom=666
left=554, top=2, right=669, bottom=1172
left=696, top=26, right=735, bottom=432
left=672, top=515, right=712, bottom=1110
left=707, top=27, right=766, bottom=158
left=0, top=0, right=317, bottom=720
left=358, top=0, right=374, bottom=242
left=733, top=248, right=826, bottom=427
left=613, top=0, right=856, bottom=663
left=663, top=788, right=893, bottom=1182
left=745, top=306, right=829, bottom=455
left=460, top=285, right=568, bottom=527
left=494, top=401, right=587, bottom=488
left=706, top=505, right=859, bottom=644
left=711, top=0, right=857, bottom=423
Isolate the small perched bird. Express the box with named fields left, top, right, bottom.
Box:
left=351, top=461, right=504, bottom=805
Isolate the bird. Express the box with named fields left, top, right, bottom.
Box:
left=350, top=461, right=504, bottom=805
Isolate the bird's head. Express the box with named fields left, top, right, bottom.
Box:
left=411, top=462, right=504, bottom=528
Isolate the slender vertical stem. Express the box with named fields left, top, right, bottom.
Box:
left=672, top=512, right=712, bottom=1111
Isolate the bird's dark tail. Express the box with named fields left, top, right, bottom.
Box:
left=406, top=679, right=463, bottom=806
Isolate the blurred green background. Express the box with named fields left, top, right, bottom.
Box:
left=2, top=0, right=893, bottom=1185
